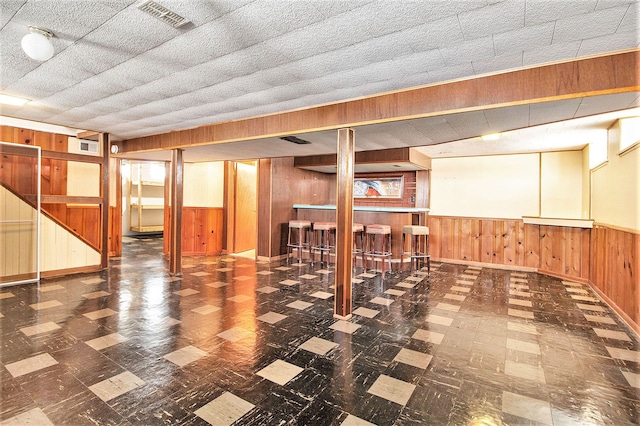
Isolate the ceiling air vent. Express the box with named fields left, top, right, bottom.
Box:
left=138, top=0, right=190, bottom=28
left=280, top=136, right=311, bottom=145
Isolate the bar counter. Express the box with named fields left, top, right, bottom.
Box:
left=293, top=204, right=429, bottom=262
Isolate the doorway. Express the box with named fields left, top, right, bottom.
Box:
left=231, top=161, right=257, bottom=257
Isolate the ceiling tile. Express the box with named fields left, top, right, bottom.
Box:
left=552, top=5, right=629, bottom=43
left=439, top=36, right=495, bottom=66
left=529, top=99, right=581, bottom=126
left=458, top=1, right=525, bottom=39
left=0, top=1, right=26, bottom=28
left=522, top=41, right=580, bottom=66
left=402, top=15, right=466, bottom=52
left=577, top=31, right=639, bottom=56
left=472, top=52, right=523, bottom=75
left=493, top=22, right=555, bottom=56
left=525, top=0, right=597, bottom=26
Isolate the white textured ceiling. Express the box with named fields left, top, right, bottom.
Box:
left=0, top=0, right=638, bottom=159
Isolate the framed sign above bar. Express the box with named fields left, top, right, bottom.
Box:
left=354, top=176, right=404, bottom=199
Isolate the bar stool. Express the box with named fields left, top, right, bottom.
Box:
left=311, top=222, right=336, bottom=266
left=365, top=224, right=392, bottom=274
left=402, top=225, right=430, bottom=274
left=287, top=220, right=311, bottom=263
left=352, top=223, right=366, bottom=270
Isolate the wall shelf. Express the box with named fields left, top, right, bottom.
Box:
left=128, top=162, right=164, bottom=233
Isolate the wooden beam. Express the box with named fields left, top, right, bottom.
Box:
left=120, top=51, right=639, bottom=154
left=169, top=149, right=184, bottom=275
left=99, top=132, right=110, bottom=269
left=41, top=150, right=104, bottom=164
left=77, top=131, right=99, bottom=141
left=334, top=128, right=355, bottom=319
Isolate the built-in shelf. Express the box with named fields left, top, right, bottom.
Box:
left=522, top=216, right=594, bottom=228
left=128, top=162, right=165, bottom=233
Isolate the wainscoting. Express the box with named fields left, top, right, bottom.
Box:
left=429, top=216, right=639, bottom=331
left=164, top=207, right=224, bottom=256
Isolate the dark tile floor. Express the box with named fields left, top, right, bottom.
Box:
left=1, top=235, right=639, bottom=425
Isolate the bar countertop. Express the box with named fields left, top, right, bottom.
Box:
left=293, top=204, right=429, bottom=213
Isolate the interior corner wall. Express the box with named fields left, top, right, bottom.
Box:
left=591, top=121, right=640, bottom=231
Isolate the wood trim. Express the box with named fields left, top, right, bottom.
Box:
left=42, top=150, right=104, bottom=164
left=39, top=195, right=102, bottom=204
left=257, top=159, right=272, bottom=258
left=294, top=147, right=431, bottom=169
left=40, top=264, right=101, bottom=278
left=334, top=128, right=355, bottom=318
left=100, top=133, right=109, bottom=268
left=121, top=51, right=639, bottom=153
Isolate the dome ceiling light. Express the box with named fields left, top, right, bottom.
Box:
left=21, top=26, right=55, bottom=61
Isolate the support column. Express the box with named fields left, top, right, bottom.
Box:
left=99, top=132, right=110, bottom=269
left=334, top=128, right=355, bottom=319
left=169, top=149, right=183, bottom=275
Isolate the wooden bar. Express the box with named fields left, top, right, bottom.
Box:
left=169, top=149, right=183, bottom=275
left=334, top=128, right=355, bottom=319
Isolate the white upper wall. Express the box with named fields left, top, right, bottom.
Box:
left=184, top=162, right=224, bottom=208
left=431, top=151, right=584, bottom=219
left=591, top=120, right=640, bottom=231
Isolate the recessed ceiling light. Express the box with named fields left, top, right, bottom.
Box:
left=0, top=94, right=30, bottom=106
left=481, top=132, right=502, bottom=141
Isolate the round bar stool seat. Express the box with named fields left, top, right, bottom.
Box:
left=287, top=220, right=311, bottom=263
left=311, top=222, right=336, bottom=266
left=365, top=224, right=392, bottom=275
left=401, top=225, right=430, bottom=274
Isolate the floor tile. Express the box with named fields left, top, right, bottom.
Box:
left=352, top=278, right=365, bottom=284
left=510, top=290, right=531, bottom=297
left=256, top=270, right=274, bottom=275
left=455, top=280, right=474, bottom=285
left=173, top=288, right=200, bottom=296
left=507, top=322, right=538, bottom=335
left=341, top=414, right=376, bottom=426
left=165, top=276, right=183, bottom=282
left=436, top=302, right=460, bottom=312
left=163, top=345, right=207, bottom=367
left=82, top=290, right=111, bottom=299
left=509, top=298, right=533, bottom=307
left=159, top=317, right=181, bottom=328
left=504, top=360, right=546, bottom=383
left=85, top=333, right=129, bottom=351
left=81, top=278, right=105, bottom=285
left=501, top=391, right=552, bottom=425
left=83, top=308, right=117, bottom=320
left=576, top=303, right=606, bottom=312
left=426, top=314, right=453, bottom=326
left=257, top=359, right=303, bottom=385
left=216, top=268, right=233, bottom=272
left=330, top=320, right=362, bottom=334
left=353, top=307, right=380, bottom=318
left=299, top=274, right=318, bottom=279
left=405, top=276, right=423, bottom=282
left=570, top=295, right=599, bottom=303
left=510, top=277, right=528, bottom=283
left=509, top=283, right=529, bottom=291
left=621, top=371, right=640, bottom=388
left=450, top=286, right=470, bottom=293
left=257, top=311, right=288, bottom=324
left=393, top=348, right=433, bottom=369
left=593, top=328, right=631, bottom=341
left=369, top=297, right=393, bottom=306
left=291, top=262, right=307, bottom=267
left=30, top=300, right=63, bottom=310
left=459, top=274, right=477, bottom=280
left=358, top=273, right=377, bottom=278
left=396, top=282, right=416, bottom=289
left=0, top=292, right=15, bottom=299
left=310, top=291, right=333, bottom=299
left=299, top=337, right=338, bottom=355
left=508, top=308, right=534, bottom=320
left=412, top=329, right=444, bottom=345
left=89, top=371, right=145, bottom=402
left=367, top=374, right=416, bottom=406
left=280, top=279, right=300, bottom=286
left=274, top=266, right=292, bottom=271
left=384, top=289, right=405, bottom=297
left=316, top=269, right=333, bottom=275
left=227, top=294, right=252, bottom=303
left=207, top=281, right=229, bottom=288
left=562, top=280, right=582, bottom=287
left=584, top=314, right=616, bottom=324
left=566, top=287, right=589, bottom=294
left=217, top=327, right=255, bottom=342
left=506, top=338, right=541, bottom=355
left=444, top=293, right=466, bottom=302
left=20, top=321, right=61, bottom=336
left=287, top=300, right=313, bottom=310
left=39, top=284, right=65, bottom=292
left=606, top=346, right=640, bottom=362
left=191, top=305, right=221, bottom=315
left=0, top=407, right=54, bottom=426
left=5, top=353, right=58, bottom=378
left=194, top=392, right=255, bottom=426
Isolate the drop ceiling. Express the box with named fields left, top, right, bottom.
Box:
left=0, top=0, right=638, bottom=161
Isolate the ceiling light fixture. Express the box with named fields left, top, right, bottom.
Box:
left=21, top=26, right=55, bottom=61
left=481, top=132, right=502, bottom=141
left=0, top=94, right=30, bottom=106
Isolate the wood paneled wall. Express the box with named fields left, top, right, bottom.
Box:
left=590, top=225, right=639, bottom=330
left=164, top=207, right=223, bottom=256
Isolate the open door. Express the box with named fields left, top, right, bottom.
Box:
left=233, top=161, right=257, bottom=254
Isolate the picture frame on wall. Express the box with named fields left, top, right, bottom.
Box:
left=354, top=176, right=404, bottom=199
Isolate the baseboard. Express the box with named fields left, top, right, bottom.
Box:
left=588, top=280, right=640, bottom=338
left=41, top=264, right=102, bottom=279
left=432, top=257, right=537, bottom=272
left=537, top=269, right=589, bottom=285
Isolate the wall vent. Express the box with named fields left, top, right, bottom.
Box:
left=78, top=139, right=99, bottom=154
left=138, top=0, right=190, bottom=28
